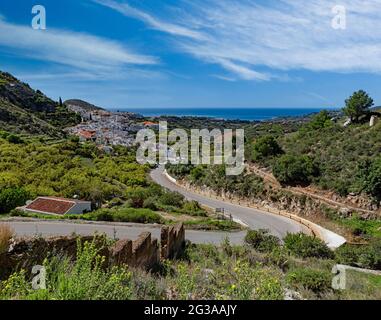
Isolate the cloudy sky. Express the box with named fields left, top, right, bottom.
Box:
left=0, top=0, right=380, bottom=109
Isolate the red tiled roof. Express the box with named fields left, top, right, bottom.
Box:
left=25, top=197, right=76, bottom=215
left=143, top=121, right=158, bottom=126
left=78, top=130, right=96, bottom=139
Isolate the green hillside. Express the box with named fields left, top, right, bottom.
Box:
left=0, top=71, right=80, bottom=136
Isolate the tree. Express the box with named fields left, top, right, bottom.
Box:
left=273, top=154, right=318, bottom=185
left=251, top=136, right=283, bottom=162
left=0, top=188, right=29, bottom=214
left=59, top=97, right=63, bottom=107
left=308, top=110, right=333, bottom=130
left=343, top=90, right=374, bottom=123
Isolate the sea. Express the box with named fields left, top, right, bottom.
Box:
left=116, top=107, right=337, bottom=121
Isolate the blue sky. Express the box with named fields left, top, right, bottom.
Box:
left=0, top=0, right=381, bottom=109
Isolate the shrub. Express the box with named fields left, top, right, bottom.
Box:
left=158, top=191, right=184, bottom=207
left=286, top=268, right=332, bottom=293
left=358, top=157, right=381, bottom=201
left=251, top=136, right=283, bottom=162
left=0, top=224, right=13, bottom=254
left=85, top=208, right=163, bottom=224
left=335, top=241, right=381, bottom=270
left=273, top=155, right=318, bottom=185
left=306, top=110, right=333, bottom=131
left=283, top=233, right=334, bottom=259
left=143, top=197, right=158, bottom=211
left=182, top=201, right=207, bottom=217
left=245, top=229, right=281, bottom=253
left=125, top=187, right=149, bottom=208
left=0, top=188, right=30, bottom=214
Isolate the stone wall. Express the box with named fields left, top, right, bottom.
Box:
left=109, top=232, right=160, bottom=270
left=0, top=223, right=186, bottom=279
left=161, top=223, right=185, bottom=260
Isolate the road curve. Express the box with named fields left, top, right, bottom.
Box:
left=5, top=219, right=246, bottom=245
left=150, top=167, right=309, bottom=239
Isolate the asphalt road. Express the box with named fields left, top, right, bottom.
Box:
left=150, top=167, right=309, bottom=239
left=7, top=220, right=246, bottom=245
left=5, top=168, right=308, bottom=245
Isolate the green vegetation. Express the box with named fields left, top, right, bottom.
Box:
left=273, top=155, right=318, bottom=186
left=251, top=135, right=283, bottom=163
left=358, top=157, right=381, bottom=201
left=343, top=90, right=373, bottom=123
left=167, top=164, right=265, bottom=199
left=286, top=268, right=331, bottom=293
left=245, top=229, right=281, bottom=253
left=0, top=137, right=148, bottom=210
left=0, top=188, right=29, bottom=214
left=0, top=71, right=80, bottom=136
left=0, top=239, right=133, bottom=300
left=283, top=233, right=334, bottom=259
left=1, top=233, right=380, bottom=300
left=335, top=240, right=381, bottom=270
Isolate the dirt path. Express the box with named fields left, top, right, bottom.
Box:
left=247, top=164, right=377, bottom=215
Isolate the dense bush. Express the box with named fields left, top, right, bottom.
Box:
left=182, top=200, right=206, bottom=217
left=286, top=268, right=332, bottom=293
left=251, top=136, right=283, bottom=162
left=358, top=157, right=381, bottom=201
left=300, top=110, right=333, bottom=133
left=158, top=191, right=184, bottom=207
left=335, top=241, right=381, bottom=270
left=83, top=208, right=164, bottom=224
left=244, top=229, right=281, bottom=253
left=0, top=187, right=29, bottom=214
left=283, top=233, right=334, bottom=259
left=273, top=155, right=318, bottom=185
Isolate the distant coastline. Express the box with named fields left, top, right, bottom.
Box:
left=109, top=107, right=339, bottom=121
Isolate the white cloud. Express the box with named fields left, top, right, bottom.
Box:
left=0, top=16, right=157, bottom=75
left=93, top=0, right=206, bottom=40
left=96, top=0, right=381, bottom=81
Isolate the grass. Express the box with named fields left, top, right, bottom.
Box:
left=0, top=224, right=13, bottom=254
left=336, top=215, right=381, bottom=238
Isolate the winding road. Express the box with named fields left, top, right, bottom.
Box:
left=3, top=167, right=345, bottom=248
left=150, top=167, right=309, bottom=239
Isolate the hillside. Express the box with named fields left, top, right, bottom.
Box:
left=64, top=99, right=105, bottom=112
left=0, top=71, right=80, bottom=136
